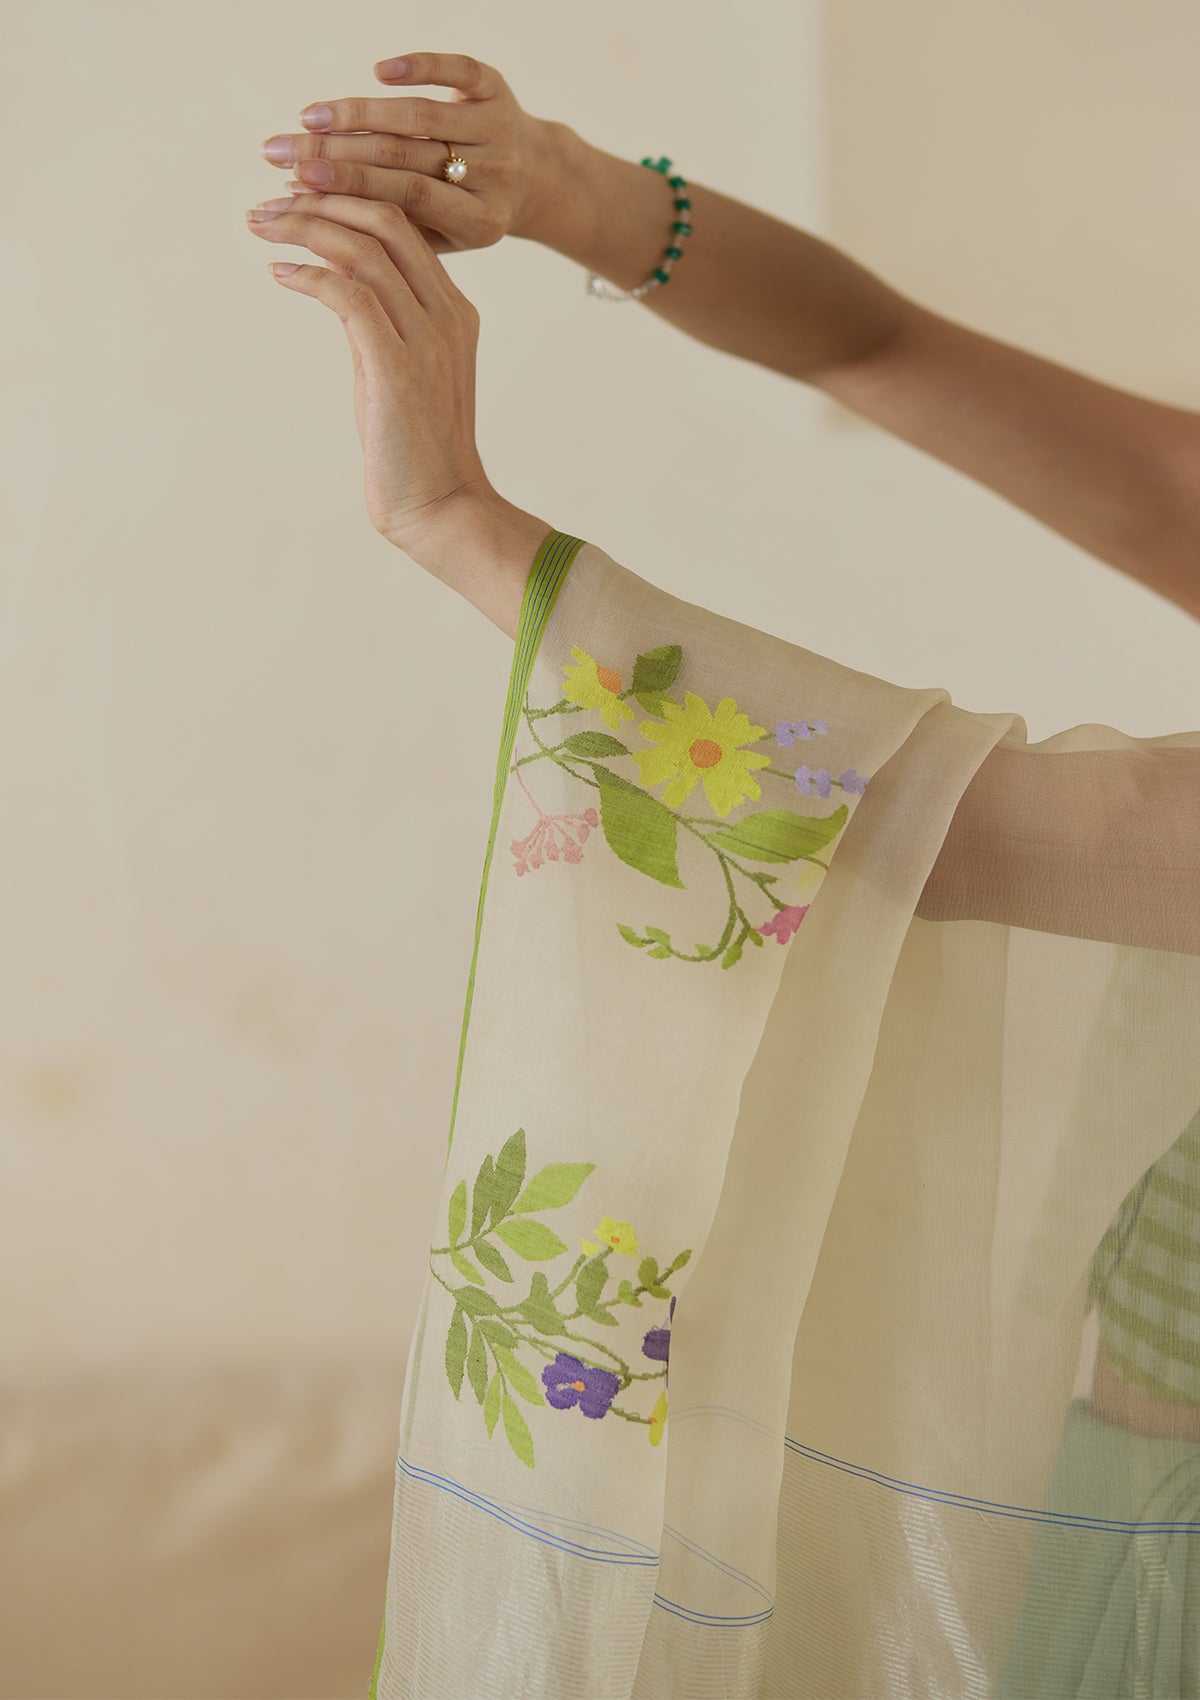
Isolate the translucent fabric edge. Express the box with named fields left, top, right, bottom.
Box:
left=366, top=526, right=586, bottom=1700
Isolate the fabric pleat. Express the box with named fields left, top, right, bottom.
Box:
left=369, top=533, right=1200, bottom=1700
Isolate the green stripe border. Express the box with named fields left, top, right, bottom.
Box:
left=366, top=529, right=584, bottom=1700
left=367, top=1613, right=386, bottom=1700
left=444, top=528, right=585, bottom=1162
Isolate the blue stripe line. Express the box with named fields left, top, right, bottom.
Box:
left=398, top=1426, right=1200, bottom=1624
left=396, top=1454, right=658, bottom=1566
left=662, top=1522, right=773, bottom=1604
left=396, top=1453, right=774, bottom=1627
left=651, top=1594, right=774, bottom=1627
left=783, top=1436, right=1200, bottom=1532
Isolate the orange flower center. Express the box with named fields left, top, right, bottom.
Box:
left=571, top=1379, right=586, bottom=1392
left=596, top=666, right=622, bottom=694
left=689, top=737, right=723, bottom=770
left=609, top=1234, right=621, bottom=1244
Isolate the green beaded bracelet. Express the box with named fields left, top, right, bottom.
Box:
left=585, top=156, right=693, bottom=302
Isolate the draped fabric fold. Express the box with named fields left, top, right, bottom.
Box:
left=369, top=533, right=1200, bottom=1700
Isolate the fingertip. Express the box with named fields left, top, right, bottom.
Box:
left=374, top=56, right=410, bottom=81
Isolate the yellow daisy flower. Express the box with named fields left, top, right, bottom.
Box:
left=648, top=1391, right=668, bottom=1446
left=634, top=692, right=771, bottom=818
left=581, top=1216, right=640, bottom=1257
left=562, top=647, right=635, bottom=732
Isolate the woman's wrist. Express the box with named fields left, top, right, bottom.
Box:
left=512, top=119, right=671, bottom=291
left=388, top=486, right=558, bottom=642
left=510, top=117, right=587, bottom=248
left=510, top=120, right=907, bottom=385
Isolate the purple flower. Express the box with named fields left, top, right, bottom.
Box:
left=542, top=1353, right=620, bottom=1419
left=777, top=718, right=829, bottom=746
left=641, top=1326, right=671, bottom=1363
left=640, top=1296, right=677, bottom=1383
left=795, top=765, right=832, bottom=798
left=839, top=769, right=869, bottom=793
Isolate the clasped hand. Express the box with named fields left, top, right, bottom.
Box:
left=244, top=52, right=547, bottom=558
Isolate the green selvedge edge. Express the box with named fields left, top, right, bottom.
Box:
left=366, top=527, right=585, bottom=1700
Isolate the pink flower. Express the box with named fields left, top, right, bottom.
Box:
left=758, top=903, right=810, bottom=944
left=511, top=806, right=599, bottom=877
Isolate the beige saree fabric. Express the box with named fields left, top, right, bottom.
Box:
left=369, top=531, right=1200, bottom=1700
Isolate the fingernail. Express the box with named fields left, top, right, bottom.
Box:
left=260, top=196, right=293, bottom=211
left=270, top=262, right=299, bottom=277
left=376, top=58, right=409, bottom=79
left=247, top=206, right=284, bottom=221
left=259, top=136, right=293, bottom=164
left=285, top=179, right=319, bottom=194
left=300, top=104, right=332, bottom=131
left=297, top=159, right=333, bottom=187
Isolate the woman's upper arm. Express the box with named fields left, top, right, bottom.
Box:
left=812, top=298, right=1200, bottom=619
left=915, top=741, right=1200, bottom=954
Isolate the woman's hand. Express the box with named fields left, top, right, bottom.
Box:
left=246, top=191, right=490, bottom=546
left=256, top=52, right=561, bottom=256
left=244, top=191, right=555, bottom=639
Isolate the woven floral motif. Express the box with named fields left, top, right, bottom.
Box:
left=432, top=1129, right=690, bottom=1468
left=509, top=641, right=871, bottom=967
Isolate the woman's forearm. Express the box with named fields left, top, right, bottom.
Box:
left=517, top=120, right=905, bottom=382
left=394, top=489, right=555, bottom=642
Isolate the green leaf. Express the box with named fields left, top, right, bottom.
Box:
left=502, top=1392, right=535, bottom=1468
left=647, top=1284, right=671, bottom=1300
left=483, top=1371, right=502, bottom=1437
left=705, top=805, right=848, bottom=863
left=495, top=1218, right=568, bottom=1262
left=518, top=1271, right=563, bottom=1334
left=473, top=1238, right=515, bottom=1283
left=617, top=1278, right=643, bottom=1307
left=454, top=1285, right=501, bottom=1316
left=645, top=926, right=670, bottom=945
left=747, top=925, right=764, bottom=946
left=477, top=1318, right=519, bottom=1349
left=617, top=924, right=648, bottom=948
left=513, top=1162, right=595, bottom=1214
left=595, top=767, right=683, bottom=889
left=588, top=1305, right=619, bottom=1327
left=638, top=1257, right=660, bottom=1288
left=447, top=1179, right=467, bottom=1247
left=518, top=1300, right=562, bottom=1335
left=647, top=944, right=671, bottom=959
left=721, top=938, right=744, bottom=970
left=576, top=1254, right=609, bottom=1315
left=694, top=943, right=720, bottom=960
left=631, top=644, right=682, bottom=716
left=449, top=1249, right=486, bottom=1286
left=562, top=731, right=630, bottom=758
left=665, top=1248, right=692, bottom=1274
left=494, top=1346, right=546, bottom=1405
left=466, top=1324, right=489, bottom=1405
left=470, top=1154, right=495, bottom=1236
left=444, top=1306, right=467, bottom=1399
left=490, top=1129, right=527, bottom=1223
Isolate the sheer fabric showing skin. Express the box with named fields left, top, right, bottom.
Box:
left=367, top=532, right=1200, bottom=1700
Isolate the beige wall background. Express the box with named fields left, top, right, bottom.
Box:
left=1, top=2, right=1197, bottom=1695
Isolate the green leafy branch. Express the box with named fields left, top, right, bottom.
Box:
left=431, top=1129, right=690, bottom=1468
left=515, top=643, right=849, bottom=967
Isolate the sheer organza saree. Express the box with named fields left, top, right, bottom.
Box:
left=368, top=531, right=1200, bottom=1700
